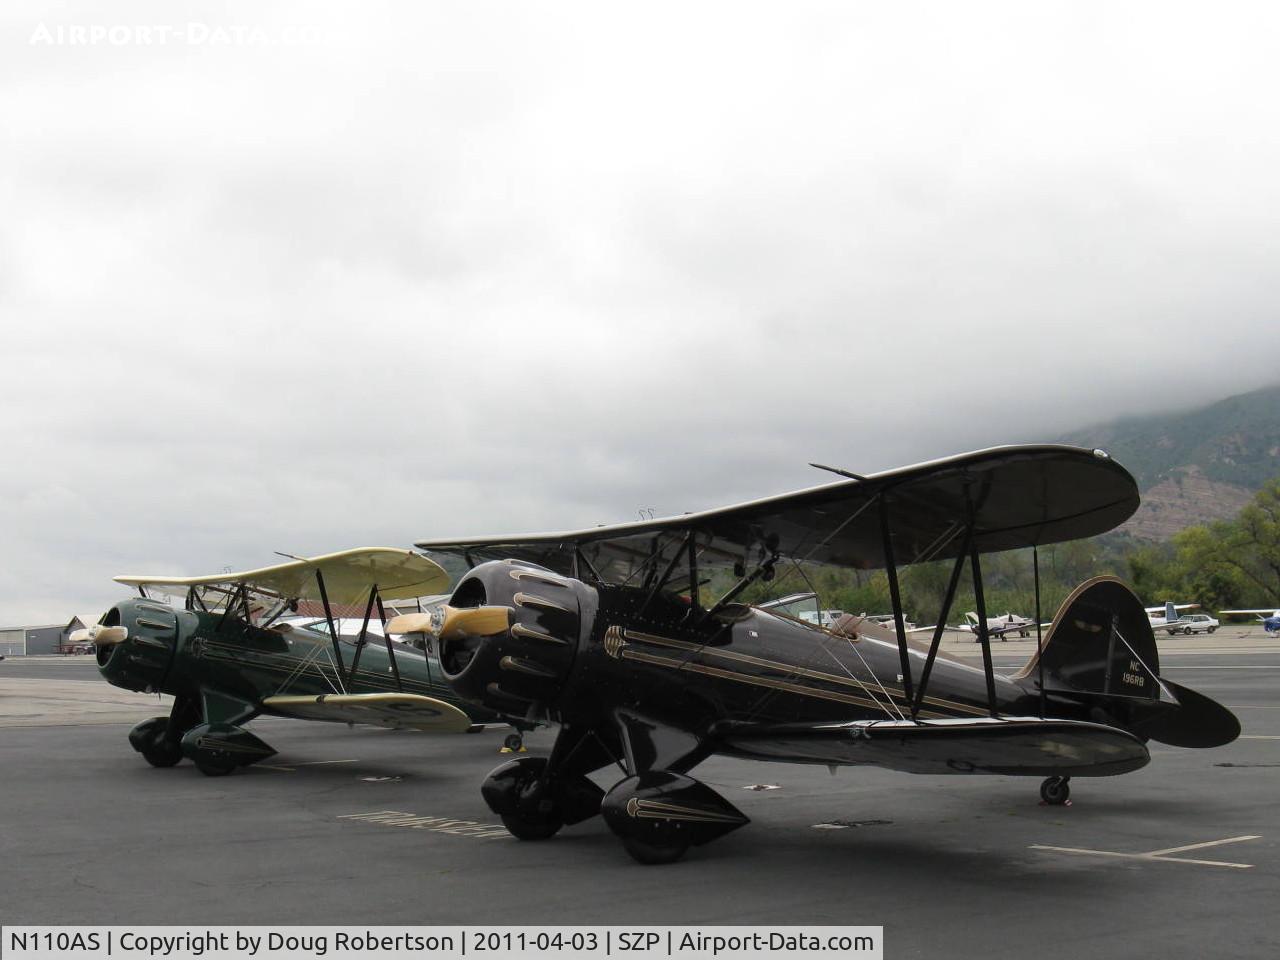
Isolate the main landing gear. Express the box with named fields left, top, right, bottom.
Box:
left=1040, top=775, right=1071, bottom=805
left=480, top=715, right=748, bottom=864
left=132, top=719, right=184, bottom=767
left=126, top=693, right=274, bottom=776
left=128, top=696, right=201, bottom=768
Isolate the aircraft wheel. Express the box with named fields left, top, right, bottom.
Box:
left=492, top=758, right=563, bottom=840
left=621, top=826, right=692, bottom=865
left=194, top=758, right=236, bottom=777
left=1040, top=776, right=1070, bottom=805
left=500, top=811, right=563, bottom=841
left=502, top=733, right=524, bottom=753
left=141, top=739, right=183, bottom=768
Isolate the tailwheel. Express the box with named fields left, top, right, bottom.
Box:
left=1040, top=776, right=1071, bottom=805
left=500, top=733, right=525, bottom=754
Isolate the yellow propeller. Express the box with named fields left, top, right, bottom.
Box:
left=385, top=605, right=511, bottom=639
left=69, top=624, right=128, bottom=646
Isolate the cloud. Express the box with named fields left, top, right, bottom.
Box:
left=2, top=0, right=1278, bottom=622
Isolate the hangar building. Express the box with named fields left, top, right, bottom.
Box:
left=0, top=616, right=95, bottom=656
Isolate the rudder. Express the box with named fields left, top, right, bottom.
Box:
left=1015, top=576, right=1238, bottom=748
left=1015, top=576, right=1161, bottom=700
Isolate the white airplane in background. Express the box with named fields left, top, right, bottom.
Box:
left=1146, top=601, right=1199, bottom=630
left=1218, top=607, right=1280, bottom=635
left=957, top=611, right=1039, bottom=640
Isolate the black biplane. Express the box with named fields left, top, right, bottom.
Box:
left=409, top=445, right=1240, bottom=863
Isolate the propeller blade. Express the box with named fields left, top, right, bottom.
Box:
left=438, top=605, right=511, bottom=640
left=385, top=606, right=512, bottom=639
left=88, top=624, right=128, bottom=646
left=385, top=613, right=435, bottom=635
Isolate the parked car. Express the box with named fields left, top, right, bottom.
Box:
left=1165, top=613, right=1219, bottom=635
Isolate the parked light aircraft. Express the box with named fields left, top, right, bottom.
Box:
left=1218, top=608, right=1280, bottom=635
left=405, top=445, right=1240, bottom=863
left=75, top=549, right=513, bottom=775
left=957, top=611, right=1038, bottom=639
left=1146, top=601, right=1200, bottom=632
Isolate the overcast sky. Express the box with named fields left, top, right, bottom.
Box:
left=2, top=1, right=1278, bottom=623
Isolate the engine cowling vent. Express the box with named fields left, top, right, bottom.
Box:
left=440, top=560, right=596, bottom=713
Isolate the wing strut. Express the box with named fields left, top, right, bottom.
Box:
left=688, top=530, right=700, bottom=609
left=960, top=480, right=1001, bottom=718
left=970, top=544, right=998, bottom=718
left=374, top=591, right=403, bottom=693
left=217, top=582, right=250, bottom=632
left=343, top=584, right=406, bottom=694
left=910, top=524, right=973, bottom=718
left=573, top=546, right=603, bottom=584
left=639, top=533, right=691, bottom=616
left=313, top=568, right=347, bottom=693
left=702, top=548, right=779, bottom=624
left=348, top=584, right=378, bottom=681
left=879, top=496, right=914, bottom=710
left=1034, top=546, right=1045, bottom=719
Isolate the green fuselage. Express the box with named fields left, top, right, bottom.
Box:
left=97, top=600, right=498, bottom=725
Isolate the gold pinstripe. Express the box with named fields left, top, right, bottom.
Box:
left=617, top=646, right=949, bottom=718
left=196, top=640, right=441, bottom=698
left=618, top=627, right=987, bottom=717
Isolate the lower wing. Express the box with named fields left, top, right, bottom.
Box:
left=715, top=716, right=1149, bottom=777
left=262, top=693, right=476, bottom=733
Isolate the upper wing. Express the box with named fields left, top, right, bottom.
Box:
left=416, top=445, right=1138, bottom=580
left=716, top=716, right=1149, bottom=777
left=261, top=692, right=474, bottom=732
left=114, top=547, right=450, bottom=607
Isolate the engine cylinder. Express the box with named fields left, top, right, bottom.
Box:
left=439, top=560, right=596, bottom=714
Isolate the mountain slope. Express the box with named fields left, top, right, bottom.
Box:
left=1061, top=384, right=1280, bottom=539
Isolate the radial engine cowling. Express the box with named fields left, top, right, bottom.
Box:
left=95, top=599, right=197, bottom=694
left=440, top=560, right=597, bottom=715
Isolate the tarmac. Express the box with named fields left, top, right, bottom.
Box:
left=1, top=631, right=1277, bottom=957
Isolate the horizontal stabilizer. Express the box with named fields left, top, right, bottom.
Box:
left=1132, top=680, right=1240, bottom=748
left=716, top=716, right=1149, bottom=777
left=262, top=692, right=474, bottom=733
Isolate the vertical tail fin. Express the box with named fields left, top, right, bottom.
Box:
left=1016, top=577, right=1238, bottom=748
left=1016, top=577, right=1162, bottom=699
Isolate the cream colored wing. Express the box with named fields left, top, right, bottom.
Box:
left=261, top=692, right=474, bottom=732
left=113, top=548, right=450, bottom=606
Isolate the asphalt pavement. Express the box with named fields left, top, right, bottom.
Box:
left=1, top=636, right=1276, bottom=957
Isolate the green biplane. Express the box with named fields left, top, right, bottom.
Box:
left=76, top=548, right=514, bottom=775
